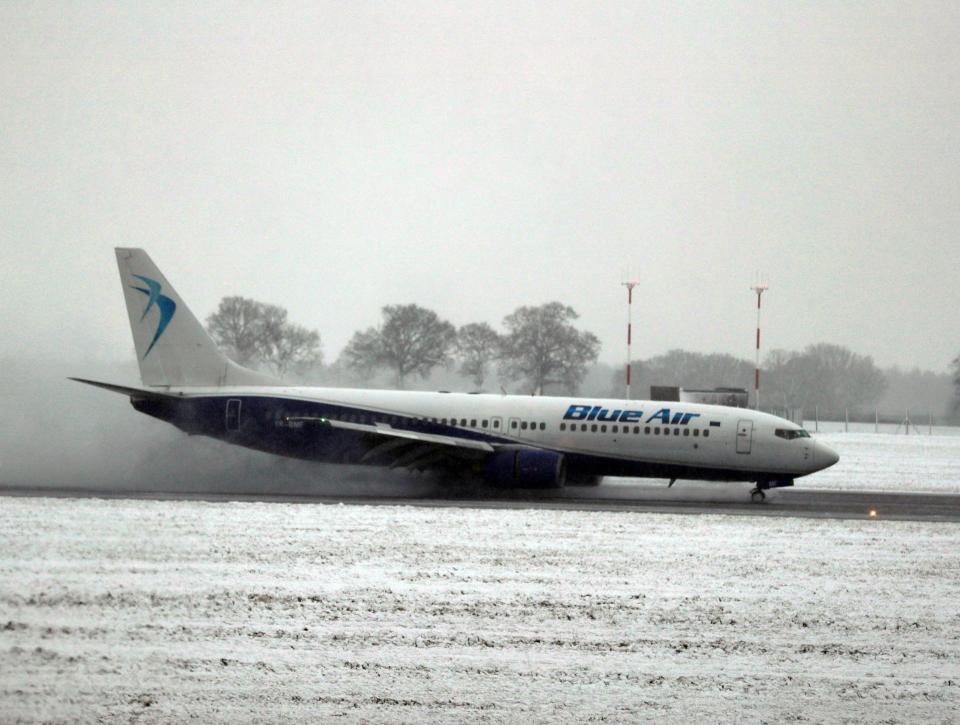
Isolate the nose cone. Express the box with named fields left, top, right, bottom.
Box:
left=814, top=441, right=840, bottom=471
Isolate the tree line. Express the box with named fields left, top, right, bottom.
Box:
left=205, top=293, right=960, bottom=419
left=205, top=297, right=322, bottom=377
left=610, top=345, right=960, bottom=420
left=610, top=345, right=887, bottom=417
left=206, top=298, right=600, bottom=394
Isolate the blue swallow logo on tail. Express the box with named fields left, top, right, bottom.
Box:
left=130, top=274, right=177, bottom=357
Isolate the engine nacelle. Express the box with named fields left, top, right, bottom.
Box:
left=483, top=447, right=566, bottom=489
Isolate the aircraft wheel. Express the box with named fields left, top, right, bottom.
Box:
left=750, top=488, right=766, bottom=504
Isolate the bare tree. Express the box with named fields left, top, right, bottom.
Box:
left=266, top=323, right=321, bottom=377
left=761, top=343, right=885, bottom=417
left=498, top=302, right=600, bottom=394
left=341, top=328, right=382, bottom=381
left=640, top=349, right=754, bottom=391
left=457, top=322, right=501, bottom=389
left=206, top=296, right=269, bottom=366
left=764, top=349, right=806, bottom=409
left=342, top=304, right=457, bottom=388
left=206, top=296, right=322, bottom=377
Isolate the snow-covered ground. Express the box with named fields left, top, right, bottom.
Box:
left=613, top=430, right=960, bottom=495
left=798, top=432, right=960, bottom=494
left=2, top=497, right=959, bottom=722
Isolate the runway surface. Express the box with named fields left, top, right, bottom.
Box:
left=3, top=481, right=959, bottom=522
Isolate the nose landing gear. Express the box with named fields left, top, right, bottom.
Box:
left=750, top=478, right=794, bottom=503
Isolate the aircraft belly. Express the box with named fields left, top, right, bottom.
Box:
left=562, top=450, right=772, bottom=483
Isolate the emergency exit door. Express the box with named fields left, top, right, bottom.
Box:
left=736, top=419, right=753, bottom=454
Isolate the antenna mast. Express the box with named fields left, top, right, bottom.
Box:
left=750, top=277, right=769, bottom=410
left=622, top=278, right=640, bottom=400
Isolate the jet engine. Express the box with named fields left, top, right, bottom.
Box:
left=483, top=447, right=566, bottom=489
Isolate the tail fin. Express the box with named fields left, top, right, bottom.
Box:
left=116, top=248, right=279, bottom=387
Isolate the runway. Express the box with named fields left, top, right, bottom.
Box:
left=2, top=481, right=959, bottom=522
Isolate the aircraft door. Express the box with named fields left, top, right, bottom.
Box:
left=490, top=416, right=503, bottom=434
left=507, top=417, right=521, bottom=437
left=226, top=399, right=242, bottom=432
left=736, top=419, right=753, bottom=454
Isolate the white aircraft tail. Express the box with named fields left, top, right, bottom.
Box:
left=116, top=248, right=280, bottom=387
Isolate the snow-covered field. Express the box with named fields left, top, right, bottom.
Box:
left=798, top=432, right=960, bottom=494
left=614, top=430, right=960, bottom=496
left=2, top=497, right=959, bottom=722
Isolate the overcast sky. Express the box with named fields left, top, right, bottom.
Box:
left=3, top=2, right=959, bottom=372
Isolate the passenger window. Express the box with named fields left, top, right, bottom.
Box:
left=634, top=426, right=640, bottom=434
left=460, top=418, right=467, bottom=426
left=612, top=425, right=618, bottom=434
left=703, top=430, right=710, bottom=438
left=511, top=420, right=518, bottom=429
left=560, top=423, right=566, bottom=431
left=581, top=424, right=587, bottom=431
left=674, top=428, right=680, bottom=436
left=693, top=429, right=699, bottom=437
left=644, top=426, right=650, bottom=434
left=591, top=424, right=598, bottom=432
left=521, top=421, right=528, bottom=430
left=654, top=428, right=660, bottom=435
left=539, top=422, right=546, bottom=431
left=601, top=425, right=607, bottom=433
left=441, top=418, right=447, bottom=425
left=470, top=419, right=476, bottom=427
left=493, top=420, right=500, bottom=429
left=482, top=420, right=488, bottom=428
left=683, top=429, right=690, bottom=436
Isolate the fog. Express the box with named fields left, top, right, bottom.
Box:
left=0, top=358, right=439, bottom=495
left=2, top=3, right=959, bottom=490
left=2, top=2, right=959, bottom=374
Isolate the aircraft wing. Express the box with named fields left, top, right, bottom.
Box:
left=283, top=416, right=496, bottom=472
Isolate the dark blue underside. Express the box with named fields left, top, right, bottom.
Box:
left=131, top=394, right=769, bottom=484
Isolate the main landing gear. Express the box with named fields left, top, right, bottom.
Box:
left=750, top=478, right=795, bottom=504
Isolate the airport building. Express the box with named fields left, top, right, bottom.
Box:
left=650, top=386, right=749, bottom=408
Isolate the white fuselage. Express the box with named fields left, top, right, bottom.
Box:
left=162, top=385, right=838, bottom=481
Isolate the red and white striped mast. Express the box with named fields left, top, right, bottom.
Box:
left=750, top=278, right=769, bottom=410
left=622, top=278, right=640, bottom=400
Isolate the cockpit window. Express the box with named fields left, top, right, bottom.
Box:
left=775, top=428, right=810, bottom=440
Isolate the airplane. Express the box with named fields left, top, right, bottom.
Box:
left=72, top=248, right=839, bottom=502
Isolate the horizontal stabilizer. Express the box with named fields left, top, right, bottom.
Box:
left=68, top=377, right=178, bottom=399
